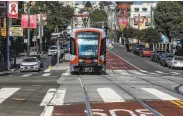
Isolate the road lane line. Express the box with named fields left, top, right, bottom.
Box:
left=21, top=73, right=33, bottom=77
left=139, top=70, right=148, bottom=73
left=115, top=70, right=131, bottom=75
left=40, top=106, right=54, bottom=116
left=42, top=73, right=51, bottom=76
left=170, top=100, right=183, bottom=108
left=40, top=88, right=56, bottom=106
left=128, top=70, right=146, bottom=75
left=44, top=66, right=52, bottom=73
left=171, top=72, right=180, bottom=75
left=97, top=88, right=125, bottom=102
left=155, top=71, right=165, bottom=74
left=0, top=88, right=20, bottom=104
left=142, top=88, right=179, bottom=100
left=50, top=88, right=66, bottom=105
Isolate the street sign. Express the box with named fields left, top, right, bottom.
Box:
left=21, top=14, right=37, bottom=28
left=8, top=1, right=18, bottom=19
left=10, top=27, right=23, bottom=37
left=24, top=39, right=27, bottom=43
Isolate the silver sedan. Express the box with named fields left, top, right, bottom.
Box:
left=20, top=57, right=41, bottom=72
left=166, top=56, right=183, bottom=69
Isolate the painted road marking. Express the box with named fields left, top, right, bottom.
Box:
left=108, top=50, right=141, bottom=70
left=62, top=69, right=70, bottom=75
left=142, top=88, right=179, bottom=100
left=40, top=106, right=54, bottom=116
left=42, top=73, right=51, bottom=76
left=171, top=100, right=183, bottom=108
left=155, top=71, right=165, bottom=74
left=171, top=72, right=180, bottom=75
left=97, top=88, right=125, bottom=102
left=139, top=70, right=148, bottom=73
left=40, top=88, right=57, bottom=106
left=128, top=70, right=146, bottom=75
left=50, top=88, right=66, bottom=105
left=0, top=88, right=20, bottom=104
left=21, top=73, right=33, bottom=77
left=44, top=66, right=52, bottom=73
left=115, top=70, right=131, bottom=75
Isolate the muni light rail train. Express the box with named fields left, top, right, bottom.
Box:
left=70, top=28, right=106, bottom=73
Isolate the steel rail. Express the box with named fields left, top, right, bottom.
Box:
left=102, top=55, right=163, bottom=116
left=78, top=74, right=93, bottom=116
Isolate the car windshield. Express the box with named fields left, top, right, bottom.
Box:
left=137, top=45, right=145, bottom=48
left=23, top=58, right=37, bottom=62
left=49, top=46, right=57, bottom=50
left=174, top=57, right=183, bottom=60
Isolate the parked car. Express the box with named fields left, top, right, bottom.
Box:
left=159, top=53, right=174, bottom=67
left=62, top=43, right=70, bottom=53
left=139, top=48, right=153, bottom=57
left=20, top=57, right=41, bottom=72
left=154, top=51, right=167, bottom=63
left=134, top=44, right=145, bottom=55
left=48, top=46, right=58, bottom=56
left=149, top=49, right=166, bottom=62
left=129, top=43, right=137, bottom=51
left=29, top=54, right=44, bottom=68
left=167, top=56, right=183, bottom=69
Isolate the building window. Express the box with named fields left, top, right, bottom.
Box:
left=142, top=8, right=147, bottom=12
left=134, top=8, right=139, bottom=12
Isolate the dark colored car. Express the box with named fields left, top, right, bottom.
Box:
left=159, top=53, right=174, bottom=67
left=149, top=49, right=166, bottom=62
left=129, top=43, right=137, bottom=51
left=134, top=45, right=145, bottom=55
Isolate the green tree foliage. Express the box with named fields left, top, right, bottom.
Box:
left=90, top=9, right=107, bottom=28
left=154, top=1, right=183, bottom=41
left=85, top=1, right=92, bottom=8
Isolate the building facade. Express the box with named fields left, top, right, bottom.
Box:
left=130, top=3, right=156, bottom=30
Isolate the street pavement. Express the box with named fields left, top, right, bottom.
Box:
left=110, top=44, right=183, bottom=76
left=0, top=47, right=183, bottom=116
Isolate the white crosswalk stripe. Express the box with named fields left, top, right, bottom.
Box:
left=141, top=88, right=179, bottom=100
left=97, top=88, right=125, bottom=102
left=0, top=87, right=182, bottom=107
left=0, top=88, right=20, bottom=104
left=21, top=73, right=33, bottom=77
left=42, top=73, right=51, bottom=76
left=128, top=70, right=147, bottom=75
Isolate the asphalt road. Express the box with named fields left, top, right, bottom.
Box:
left=110, top=44, right=183, bottom=76
left=1, top=47, right=183, bottom=116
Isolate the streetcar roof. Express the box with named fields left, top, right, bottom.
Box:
left=70, top=28, right=106, bottom=38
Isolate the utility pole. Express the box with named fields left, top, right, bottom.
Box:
left=6, top=2, right=10, bottom=70
left=138, top=13, right=140, bottom=44
left=27, top=3, right=30, bottom=56
left=150, top=5, right=153, bottom=28
left=40, top=13, right=42, bottom=54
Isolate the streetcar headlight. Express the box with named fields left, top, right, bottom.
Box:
left=93, top=59, right=98, bottom=62
left=79, top=59, right=84, bottom=62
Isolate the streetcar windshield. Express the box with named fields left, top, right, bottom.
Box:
left=77, top=32, right=99, bottom=56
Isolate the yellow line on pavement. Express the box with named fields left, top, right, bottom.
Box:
left=170, top=100, right=183, bottom=108
left=11, top=98, right=26, bottom=101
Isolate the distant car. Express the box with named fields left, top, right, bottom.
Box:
left=129, top=43, right=137, bottom=51
left=154, top=51, right=167, bottom=63
left=62, top=43, right=70, bottom=53
left=29, top=54, right=43, bottom=68
left=134, top=45, right=145, bottom=55
left=20, top=57, right=41, bottom=72
left=159, top=53, right=174, bottom=67
left=48, top=46, right=57, bottom=56
left=149, top=49, right=166, bottom=62
left=167, top=56, right=183, bottom=69
left=139, top=48, right=153, bottom=57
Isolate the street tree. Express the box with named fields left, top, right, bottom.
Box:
left=90, top=9, right=107, bottom=28
left=154, top=1, right=183, bottom=42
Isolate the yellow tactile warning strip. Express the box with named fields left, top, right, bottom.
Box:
left=170, top=100, right=183, bottom=108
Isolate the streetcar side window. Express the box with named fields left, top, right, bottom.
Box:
left=100, top=38, right=106, bottom=55
left=70, top=37, right=76, bottom=55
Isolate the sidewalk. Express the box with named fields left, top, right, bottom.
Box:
left=51, top=62, right=69, bottom=71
